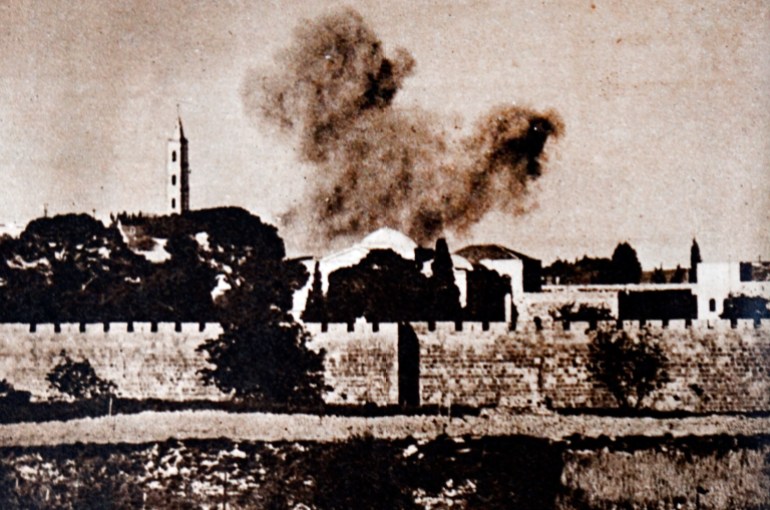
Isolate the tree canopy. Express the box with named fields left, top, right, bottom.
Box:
left=322, top=239, right=465, bottom=323
left=689, top=238, right=702, bottom=283
left=588, top=326, right=670, bottom=410
left=0, top=207, right=289, bottom=323
left=609, top=242, right=642, bottom=284
left=326, top=249, right=432, bottom=322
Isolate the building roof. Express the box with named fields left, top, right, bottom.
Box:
left=455, top=244, right=539, bottom=264
left=358, top=227, right=418, bottom=260
left=320, top=228, right=418, bottom=274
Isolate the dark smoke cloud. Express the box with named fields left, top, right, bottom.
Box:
left=243, top=7, right=563, bottom=245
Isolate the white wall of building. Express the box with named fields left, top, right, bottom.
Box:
left=479, top=258, right=524, bottom=302
left=696, top=262, right=770, bottom=320
left=696, top=262, right=741, bottom=320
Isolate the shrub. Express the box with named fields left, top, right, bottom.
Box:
left=588, top=326, right=670, bottom=410
left=0, top=379, right=30, bottom=406
left=46, top=351, right=117, bottom=401
left=198, top=318, right=326, bottom=408
left=550, top=302, right=614, bottom=323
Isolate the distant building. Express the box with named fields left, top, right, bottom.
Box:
left=455, top=244, right=542, bottom=294
left=289, top=227, right=769, bottom=325
left=291, top=228, right=421, bottom=318
left=695, top=262, right=770, bottom=320
left=291, top=229, right=539, bottom=324
left=167, top=117, right=190, bottom=215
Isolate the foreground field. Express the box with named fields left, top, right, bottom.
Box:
left=1, top=410, right=769, bottom=447
left=1, top=434, right=768, bottom=509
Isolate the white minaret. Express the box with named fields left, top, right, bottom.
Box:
left=167, top=117, right=190, bottom=214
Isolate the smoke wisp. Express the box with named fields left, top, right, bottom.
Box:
left=243, top=8, right=563, bottom=244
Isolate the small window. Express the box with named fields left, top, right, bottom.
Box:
left=171, top=198, right=176, bottom=209
left=172, top=151, right=176, bottom=162
left=709, top=299, right=716, bottom=312
left=171, top=175, right=177, bottom=186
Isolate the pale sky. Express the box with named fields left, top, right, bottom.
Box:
left=1, top=0, right=768, bottom=268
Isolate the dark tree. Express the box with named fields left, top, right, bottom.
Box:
left=618, top=289, right=697, bottom=321
left=720, top=294, right=770, bottom=320
left=302, top=261, right=328, bottom=323
left=609, top=242, right=642, bottom=284
left=136, top=207, right=286, bottom=322
left=689, top=238, right=702, bottom=283
left=588, top=327, right=670, bottom=410
left=671, top=264, right=687, bottom=284
left=650, top=266, right=667, bottom=284
left=0, top=214, right=148, bottom=322
left=428, top=238, right=461, bottom=321
left=199, top=316, right=325, bottom=406
left=46, top=351, right=117, bottom=401
left=543, top=256, right=613, bottom=284
left=0, top=379, right=30, bottom=405
left=550, top=302, right=614, bottom=322
left=325, top=249, right=432, bottom=322
left=196, top=212, right=325, bottom=406
left=137, top=234, right=216, bottom=322
left=464, top=266, right=510, bottom=321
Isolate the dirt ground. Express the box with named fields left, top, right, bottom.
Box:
left=1, top=410, right=768, bottom=447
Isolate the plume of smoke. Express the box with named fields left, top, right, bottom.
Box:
left=243, top=7, right=563, bottom=245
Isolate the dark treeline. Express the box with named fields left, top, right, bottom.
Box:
left=0, top=208, right=305, bottom=323
left=544, top=242, right=701, bottom=285
left=544, top=242, right=644, bottom=285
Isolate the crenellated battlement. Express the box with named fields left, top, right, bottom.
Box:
left=303, top=318, right=770, bottom=336
left=0, top=322, right=224, bottom=402
left=5, top=318, right=768, bottom=337
left=16, top=322, right=221, bottom=335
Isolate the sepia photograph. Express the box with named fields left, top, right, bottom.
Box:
left=0, top=1, right=768, bottom=508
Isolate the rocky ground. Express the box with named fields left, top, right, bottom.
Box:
left=1, top=432, right=768, bottom=509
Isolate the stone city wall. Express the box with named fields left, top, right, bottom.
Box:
left=0, top=322, right=224, bottom=401
left=309, top=319, right=770, bottom=413
left=0, top=320, right=768, bottom=413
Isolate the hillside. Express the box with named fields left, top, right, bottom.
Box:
left=0, top=208, right=305, bottom=323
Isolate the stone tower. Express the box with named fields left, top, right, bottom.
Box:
left=167, top=117, right=190, bottom=214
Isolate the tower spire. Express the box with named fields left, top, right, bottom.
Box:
left=175, top=104, right=186, bottom=141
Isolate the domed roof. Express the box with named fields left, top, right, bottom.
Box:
left=359, top=227, right=418, bottom=260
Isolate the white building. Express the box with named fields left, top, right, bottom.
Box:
left=290, top=229, right=527, bottom=322
left=695, top=262, right=770, bottom=320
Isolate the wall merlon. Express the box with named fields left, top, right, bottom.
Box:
left=562, top=320, right=591, bottom=332
left=667, top=319, right=688, bottom=330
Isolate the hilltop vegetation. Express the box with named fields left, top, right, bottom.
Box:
left=0, top=208, right=300, bottom=323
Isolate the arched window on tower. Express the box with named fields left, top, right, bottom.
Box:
left=709, top=298, right=716, bottom=312
left=172, top=151, right=177, bottom=162
left=171, top=175, right=176, bottom=186
left=171, top=198, right=176, bottom=210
